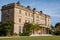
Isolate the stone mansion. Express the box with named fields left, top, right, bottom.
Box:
left=1, top=1, right=51, bottom=34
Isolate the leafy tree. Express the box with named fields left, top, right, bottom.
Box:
left=55, top=23, right=60, bottom=28
left=21, top=23, right=41, bottom=36
left=0, top=20, right=14, bottom=36
left=34, top=24, right=41, bottom=30
left=23, top=23, right=34, bottom=36
left=49, top=25, right=55, bottom=34
left=54, top=23, right=60, bottom=35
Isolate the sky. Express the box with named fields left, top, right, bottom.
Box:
left=0, top=0, right=60, bottom=26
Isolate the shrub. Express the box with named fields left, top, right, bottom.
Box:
left=13, top=33, right=19, bottom=36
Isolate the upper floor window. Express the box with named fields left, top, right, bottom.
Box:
left=6, top=10, right=9, bottom=14
left=25, top=12, right=27, bottom=16
left=19, top=18, right=21, bottom=23
left=28, top=13, right=30, bottom=17
left=19, top=10, right=21, bottom=14
left=6, top=10, right=10, bottom=15
left=31, top=14, right=33, bottom=17
left=25, top=20, right=27, bottom=23
left=36, top=16, right=39, bottom=18
left=48, top=19, right=49, bottom=21
left=6, top=10, right=10, bottom=19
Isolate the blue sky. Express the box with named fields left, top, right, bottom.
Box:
left=0, top=0, right=60, bottom=26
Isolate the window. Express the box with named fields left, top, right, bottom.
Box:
left=25, top=12, right=27, bottom=16
left=6, top=11, right=9, bottom=15
left=19, top=26, right=23, bottom=33
left=48, top=19, right=49, bottom=21
left=19, top=18, right=21, bottom=22
left=36, top=16, right=39, bottom=18
left=25, top=20, right=27, bottom=23
left=31, top=14, right=33, bottom=17
left=6, top=10, right=10, bottom=16
left=19, top=26, right=21, bottom=33
left=19, top=10, right=21, bottom=14
left=6, top=10, right=9, bottom=14
left=28, top=20, right=30, bottom=23
left=6, top=10, right=10, bottom=20
left=28, top=13, right=30, bottom=17
left=36, top=20, right=39, bottom=24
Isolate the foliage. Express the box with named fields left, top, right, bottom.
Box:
left=22, top=23, right=34, bottom=36
left=20, top=32, right=29, bottom=36
left=0, top=20, right=14, bottom=36
left=55, top=23, right=60, bottom=28
left=51, top=22, right=60, bottom=35
left=49, top=25, right=55, bottom=35
left=20, top=23, right=41, bottom=36
left=13, top=33, right=19, bottom=36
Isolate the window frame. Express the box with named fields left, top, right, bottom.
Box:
left=19, top=18, right=21, bottom=23
left=25, top=12, right=27, bottom=16
left=19, top=10, right=21, bottom=14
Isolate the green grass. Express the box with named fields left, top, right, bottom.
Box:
left=0, top=36, right=60, bottom=40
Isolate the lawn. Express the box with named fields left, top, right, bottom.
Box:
left=0, top=36, right=60, bottom=40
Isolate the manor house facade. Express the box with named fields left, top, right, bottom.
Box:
left=1, top=1, right=51, bottom=34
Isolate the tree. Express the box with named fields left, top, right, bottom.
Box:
left=54, top=23, right=60, bottom=35
left=23, top=23, right=34, bottom=36
left=49, top=25, right=55, bottom=34
left=34, top=24, right=41, bottom=30
left=0, top=20, right=14, bottom=36
left=21, top=23, right=41, bottom=36
left=55, top=23, right=60, bottom=28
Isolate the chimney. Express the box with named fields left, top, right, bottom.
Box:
left=16, top=1, right=20, bottom=6
left=27, top=6, right=30, bottom=9
left=40, top=11, right=43, bottom=13
left=33, top=8, right=36, bottom=11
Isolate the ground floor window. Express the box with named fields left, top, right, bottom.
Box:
left=19, top=26, right=23, bottom=33
left=19, top=26, right=21, bottom=33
